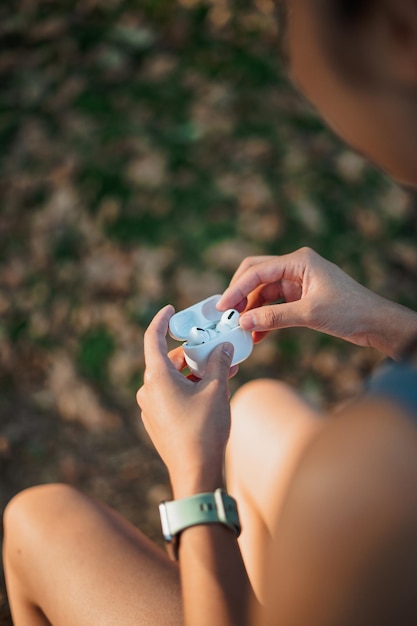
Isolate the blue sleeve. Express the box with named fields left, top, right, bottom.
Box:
left=365, top=361, right=417, bottom=421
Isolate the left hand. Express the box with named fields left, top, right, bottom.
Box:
left=136, top=305, right=234, bottom=498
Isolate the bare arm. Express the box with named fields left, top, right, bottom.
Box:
left=217, top=247, right=417, bottom=360
left=136, top=306, right=255, bottom=626
left=179, top=523, right=252, bottom=626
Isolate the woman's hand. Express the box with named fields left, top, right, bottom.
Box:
left=217, top=247, right=417, bottom=359
left=136, top=305, right=234, bottom=499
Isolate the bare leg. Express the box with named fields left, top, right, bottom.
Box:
left=259, top=398, right=417, bottom=625
left=4, top=380, right=324, bottom=622
left=226, top=379, right=324, bottom=602
left=3, top=484, right=182, bottom=626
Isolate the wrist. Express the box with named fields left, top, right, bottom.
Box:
left=159, top=488, right=241, bottom=561
left=368, top=298, right=417, bottom=360
left=171, top=469, right=226, bottom=500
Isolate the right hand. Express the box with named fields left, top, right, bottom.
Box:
left=136, top=305, right=234, bottom=499
left=216, top=247, right=401, bottom=352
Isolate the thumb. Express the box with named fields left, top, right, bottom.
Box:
left=203, top=342, right=234, bottom=383
left=240, top=301, right=305, bottom=332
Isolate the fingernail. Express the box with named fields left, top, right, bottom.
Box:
left=240, top=314, right=255, bottom=331
left=222, top=342, right=234, bottom=358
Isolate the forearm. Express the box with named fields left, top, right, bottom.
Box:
left=366, top=296, right=417, bottom=360
left=172, top=475, right=255, bottom=626
left=139, top=306, right=253, bottom=625
left=179, top=524, right=253, bottom=626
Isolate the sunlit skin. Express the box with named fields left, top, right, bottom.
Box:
left=4, top=4, right=417, bottom=626
left=288, top=0, right=417, bottom=188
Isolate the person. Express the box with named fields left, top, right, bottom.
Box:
left=3, top=1, right=417, bottom=624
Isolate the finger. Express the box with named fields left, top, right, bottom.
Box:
left=185, top=359, right=238, bottom=383
left=239, top=301, right=305, bottom=332
left=217, top=257, right=273, bottom=310
left=217, top=295, right=248, bottom=314
left=229, top=364, right=239, bottom=378
left=229, top=256, right=275, bottom=285
left=280, top=278, right=303, bottom=303
left=186, top=373, right=202, bottom=383
left=218, top=254, right=305, bottom=310
left=244, top=282, right=285, bottom=312
left=136, top=385, right=143, bottom=409
left=234, top=297, right=249, bottom=314
left=244, top=286, right=269, bottom=312
left=252, top=330, right=271, bottom=344
left=143, top=305, right=176, bottom=371
left=203, top=342, right=234, bottom=385
left=168, top=346, right=187, bottom=372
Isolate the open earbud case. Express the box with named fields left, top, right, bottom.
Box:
left=168, top=295, right=254, bottom=378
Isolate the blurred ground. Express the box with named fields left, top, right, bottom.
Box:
left=1, top=1, right=417, bottom=623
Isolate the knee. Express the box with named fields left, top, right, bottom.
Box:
left=228, top=379, right=303, bottom=468
left=4, top=483, right=76, bottom=527
left=3, top=484, right=81, bottom=561
left=228, top=379, right=322, bottom=477
left=231, top=378, right=292, bottom=418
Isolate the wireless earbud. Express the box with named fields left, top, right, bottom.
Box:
left=168, top=295, right=253, bottom=378
left=216, top=309, right=240, bottom=333
left=187, top=327, right=217, bottom=346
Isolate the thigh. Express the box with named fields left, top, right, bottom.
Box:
left=226, top=379, right=324, bottom=602
left=3, top=484, right=182, bottom=626
left=259, top=399, right=417, bottom=625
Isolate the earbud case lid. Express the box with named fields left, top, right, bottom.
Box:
left=169, top=295, right=222, bottom=341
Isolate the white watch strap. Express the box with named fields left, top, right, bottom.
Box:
left=159, top=488, right=241, bottom=548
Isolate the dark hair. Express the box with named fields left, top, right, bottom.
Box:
left=331, top=0, right=373, bottom=23
left=274, top=0, right=377, bottom=86
left=275, top=0, right=374, bottom=25
left=317, top=0, right=377, bottom=86
left=272, top=0, right=381, bottom=82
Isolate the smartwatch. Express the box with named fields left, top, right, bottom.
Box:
left=159, top=488, right=241, bottom=560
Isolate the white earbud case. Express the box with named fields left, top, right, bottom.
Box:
left=169, top=295, right=253, bottom=378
